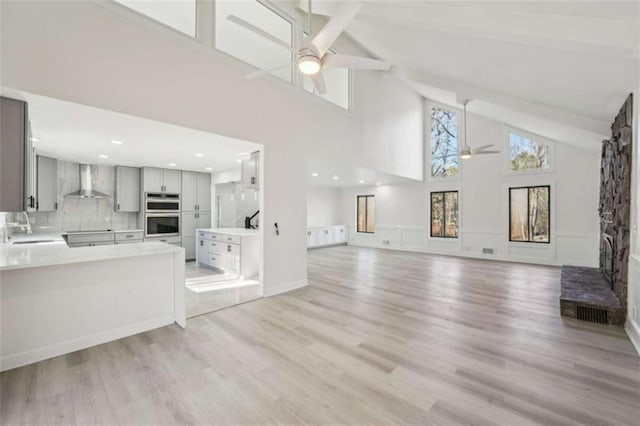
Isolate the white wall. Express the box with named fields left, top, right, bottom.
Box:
left=0, top=1, right=423, bottom=296
left=307, top=187, right=342, bottom=227
left=339, top=101, right=600, bottom=267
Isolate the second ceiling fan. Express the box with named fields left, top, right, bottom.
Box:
left=227, top=1, right=391, bottom=94
left=459, top=99, right=500, bottom=159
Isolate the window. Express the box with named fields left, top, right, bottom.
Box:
left=509, top=186, right=550, bottom=243
left=430, top=191, right=459, bottom=238
left=430, top=107, right=459, bottom=178
left=215, top=0, right=293, bottom=83
left=357, top=195, right=375, bottom=233
left=509, top=131, right=550, bottom=172
left=113, top=0, right=196, bottom=36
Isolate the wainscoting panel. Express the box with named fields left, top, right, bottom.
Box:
left=556, top=234, right=598, bottom=267
left=627, top=255, right=640, bottom=355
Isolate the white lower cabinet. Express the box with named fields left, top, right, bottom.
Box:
left=196, top=229, right=259, bottom=279
left=307, top=225, right=348, bottom=248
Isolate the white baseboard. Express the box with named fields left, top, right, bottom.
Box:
left=0, top=315, right=175, bottom=372
left=626, top=318, right=640, bottom=357
left=263, top=279, right=308, bottom=297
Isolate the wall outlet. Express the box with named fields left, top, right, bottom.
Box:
left=382, top=240, right=390, bottom=245
left=482, top=248, right=494, bottom=254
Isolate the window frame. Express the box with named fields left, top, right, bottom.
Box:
left=427, top=101, right=462, bottom=181
left=505, top=126, right=554, bottom=175
left=356, top=195, right=375, bottom=234
left=430, top=190, right=459, bottom=239
left=508, top=185, right=551, bottom=244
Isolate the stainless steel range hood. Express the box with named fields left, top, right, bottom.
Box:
left=64, top=164, right=110, bottom=199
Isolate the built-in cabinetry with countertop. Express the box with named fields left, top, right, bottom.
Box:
left=307, top=225, right=348, bottom=248
left=142, top=167, right=182, bottom=193
left=114, top=166, right=140, bottom=212
left=196, top=228, right=259, bottom=279
left=181, top=171, right=212, bottom=260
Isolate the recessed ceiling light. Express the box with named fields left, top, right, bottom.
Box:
left=195, top=153, right=204, bottom=157
left=98, top=154, right=108, bottom=159
left=236, top=159, right=242, bottom=163
left=30, top=137, right=39, bottom=142
left=205, top=167, right=213, bottom=171
left=168, top=163, right=177, bottom=167
left=376, top=182, right=381, bottom=186
left=237, top=152, right=249, bottom=156
left=332, top=176, right=339, bottom=180
left=311, top=172, right=319, bottom=177
left=111, top=140, right=123, bottom=145
left=359, top=180, right=365, bottom=184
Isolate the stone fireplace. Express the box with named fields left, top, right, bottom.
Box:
left=560, top=94, right=632, bottom=326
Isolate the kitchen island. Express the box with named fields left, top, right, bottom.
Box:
left=0, top=235, right=185, bottom=371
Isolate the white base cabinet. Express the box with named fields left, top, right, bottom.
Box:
left=307, top=225, right=348, bottom=248
left=196, top=229, right=259, bottom=279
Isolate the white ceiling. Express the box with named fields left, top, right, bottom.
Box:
left=307, top=157, right=419, bottom=188
left=5, top=91, right=260, bottom=173
left=307, top=0, right=639, bottom=148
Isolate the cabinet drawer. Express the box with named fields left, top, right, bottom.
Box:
left=208, top=253, right=223, bottom=269
left=115, top=231, right=143, bottom=242
left=66, top=233, right=114, bottom=244
left=198, top=231, right=213, bottom=241
left=213, top=233, right=240, bottom=244
left=208, top=241, right=222, bottom=255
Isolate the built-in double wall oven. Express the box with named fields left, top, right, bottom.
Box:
left=144, top=193, right=180, bottom=238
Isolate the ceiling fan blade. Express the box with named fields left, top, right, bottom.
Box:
left=472, top=144, right=494, bottom=151
left=310, top=2, right=361, bottom=56
left=474, top=150, right=501, bottom=155
left=322, top=53, right=390, bottom=71
left=245, top=63, right=294, bottom=79
left=310, top=71, right=327, bottom=95
left=227, top=15, right=295, bottom=52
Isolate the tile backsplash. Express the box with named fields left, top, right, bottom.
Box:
left=29, top=161, right=138, bottom=233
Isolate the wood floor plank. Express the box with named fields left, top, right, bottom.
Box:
left=2, top=245, right=639, bottom=425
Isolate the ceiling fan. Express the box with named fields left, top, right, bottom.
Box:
left=227, top=1, right=391, bottom=94
left=459, top=99, right=500, bottom=159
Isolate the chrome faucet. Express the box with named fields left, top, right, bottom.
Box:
left=23, top=212, right=33, bottom=234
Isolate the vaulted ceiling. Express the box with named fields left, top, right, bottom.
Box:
left=303, top=0, right=639, bottom=149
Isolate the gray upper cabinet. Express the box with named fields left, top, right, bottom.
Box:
left=181, top=171, right=197, bottom=211
left=142, top=167, right=181, bottom=194
left=115, top=166, right=140, bottom=212
left=182, top=171, right=211, bottom=211
left=36, top=155, right=58, bottom=212
left=196, top=173, right=212, bottom=211
left=163, top=169, right=182, bottom=193
left=142, top=167, right=163, bottom=193
left=241, top=151, right=260, bottom=189
left=0, top=96, right=31, bottom=212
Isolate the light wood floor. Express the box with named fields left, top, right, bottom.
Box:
left=2, top=245, right=640, bottom=425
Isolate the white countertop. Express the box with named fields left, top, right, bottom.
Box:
left=197, top=227, right=260, bottom=236
left=0, top=233, right=183, bottom=272
left=61, top=229, right=143, bottom=235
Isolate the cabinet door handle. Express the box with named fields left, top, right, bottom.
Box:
left=55, top=202, right=58, bottom=210
left=117, top=203, right=120, bottom=211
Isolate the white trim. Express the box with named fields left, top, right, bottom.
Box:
left=0, top=315, right=175, bottom=372
left=626, top=318, right=640, bottom=357
left=263, top=278, right=308, bottom=297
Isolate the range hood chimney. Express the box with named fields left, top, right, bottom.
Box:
left=64, top=164, right=110, bottom=199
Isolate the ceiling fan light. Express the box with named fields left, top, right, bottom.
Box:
left=298, top=55, right=321, bottom=75
left=461, top=148, right=472, bottom=159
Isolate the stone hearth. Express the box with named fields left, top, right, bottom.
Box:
left=560, top=266, right=624, bottom=325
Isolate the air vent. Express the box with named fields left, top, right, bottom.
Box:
left=576, top=305, right=608, bottom=324
left=482, top=248, right=494, bottom=254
